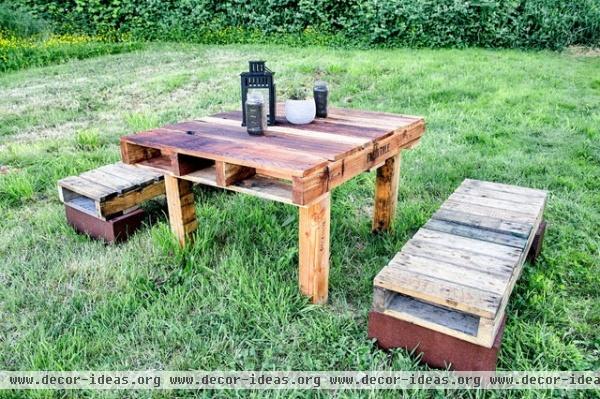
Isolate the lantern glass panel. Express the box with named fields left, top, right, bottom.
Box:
left=248, top=88, right=270, bottom=110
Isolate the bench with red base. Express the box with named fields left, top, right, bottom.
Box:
left=368, top=179, right=548, bottom=371
left=58, top=162, right=165, bottom=243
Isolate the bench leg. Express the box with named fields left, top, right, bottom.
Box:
left=299, top=193, right=331, bottom=304
left=527, top=220, right=547, bottom=263
left=373, top=152, right=401, bottom=232
left=165, top=175, right=197, bottom=246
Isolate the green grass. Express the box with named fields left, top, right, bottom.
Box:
left=0, top=32, right=143, bottom=73
left=0, top=43, right=599, bottom=398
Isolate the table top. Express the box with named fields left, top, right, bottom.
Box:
left=120, top=104, right=425, bottom=180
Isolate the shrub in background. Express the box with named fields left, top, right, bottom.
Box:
left=0, top=1, right=50, bottom=38
left=9, top=0, right=600, bottom=49
left=0, top=1, right=142, bottom=72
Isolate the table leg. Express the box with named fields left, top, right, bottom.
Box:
left=372, top=152, right=401, bottom=232
left=164, top=175, right=197, bottom=246
left=299, top=193, right=331, bottom=304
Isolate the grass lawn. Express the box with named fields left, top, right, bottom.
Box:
left=0, top=43, right=599, bottom=398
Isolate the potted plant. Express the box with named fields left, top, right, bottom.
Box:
left=284, top=87, right=316, bottom=124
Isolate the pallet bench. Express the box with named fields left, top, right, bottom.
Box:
left=368, top=179, right=548, bottom=370
left=58, top=162, right=165, bottom=242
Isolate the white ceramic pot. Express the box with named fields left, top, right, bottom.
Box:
left=284, top=99, right=316, bottom=124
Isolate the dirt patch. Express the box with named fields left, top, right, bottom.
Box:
left=566, top=46, right=600, bottom=57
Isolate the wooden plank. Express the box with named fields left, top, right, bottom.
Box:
left=99, top=181, right=165, bottom=217
left=273, top=117, right=392, bottom=140
left=424, top=219, right=529, bottom=249
left=64, top=196, right=100, bottom=218
left=164, top=176, right=197, bottom=246
left=462, top=179, right=547, bottom=199
left=413, top=228, right=523, bottom=262
left=120, top=140, right=161, bottom=164
left=448, top=192, right=541, bottom=217
left=292, top=170, right=329, bottom=205
left=232, top=176, right=295, bottom=205
left=215, top=161, right=256, bottom=186
left=456, top=184, right=546, bottom=207
left=332, top=123, right=424, bottom=189
left=167, top=120, right=359, bottom=161
left=384, top=293, right=480, bottom=336
left=401, top=239, right=515, bottom=279
left=79, top=169, right=138, bottom=195
left=98, top=163, right=159, bottom=188
left=372, top=152, right=401, bottom=232
left=58, top=176, right=116, bottom=202
left=299, top=193, right=331, bottom=304
left=382, top=292, right=498, bottom=347
left=121, top=129, right=329, bottom=178
left=322, top=115, right=412, bottom=131
left=432, top=208, right=532, bottom=239
left=374, top=264, right=500, bottom=318
left=327, top=106, right=423, bottom=124
left=112, top=162, right=164, bottom=181
left=217, top=108, right=396, bottom=140
left=276, top=103, right=417, bottom=131
left=202, top=116, right=371, bottom=146
left=389, top=252, right=508, bottom=296
left=169, top=151, right=213, bottom=176
left=441, top=200, right=536, bottom=225
left=182, top=166, right=296, bottom=206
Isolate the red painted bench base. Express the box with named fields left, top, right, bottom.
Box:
left=65, top=205, right=145, bottom=243
left=368, top=311, right=506, bottom=371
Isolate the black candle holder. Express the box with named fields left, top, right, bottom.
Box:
left=314, top=81, right=328, bottom=118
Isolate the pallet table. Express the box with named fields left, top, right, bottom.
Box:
left=120, top=105, right=425, bottom=303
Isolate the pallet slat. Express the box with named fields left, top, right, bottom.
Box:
left=389, top=252, right=509, bottom=295
left=375, top=264, right=501, bottom=318
left=424, top=219, right=529, bottom=249
left=385, top=294, right=480, bottom=337
left=167, top=120, right=360, bottom=161
left=432, top=208, right=531, bottom=239
left=99, top=163, right=161, bottom=187
left=79, top=169, right=138, bottom=194
left=412, top=229, right=522, bottom=262
left=448, top=192, right=541, bottom=216
left=58, top=176, right=116, bottom=202
left=181, top=166, right=295, bottom=206
left=401, top=239, right=515, bottom=279
left=462, top=179, right=547, bottom=199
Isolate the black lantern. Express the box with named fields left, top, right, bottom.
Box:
left=241, top=61, right=276, bottom=126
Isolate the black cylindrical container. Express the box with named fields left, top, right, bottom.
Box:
left=245, top=94, right=266, bottom=135
left=313, top=81, right=328, bottom=118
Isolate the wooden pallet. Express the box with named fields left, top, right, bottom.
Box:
left=120, top=105, right=425, bottom=207
left=372, top=179, right=548, bottom=348
left=58, top=162, right=165, bottom=219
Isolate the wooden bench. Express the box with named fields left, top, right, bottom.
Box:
left=368, top=179, right=548, bottom=370
left=58, top=162, right=165, bottom=242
